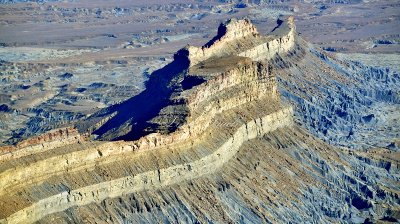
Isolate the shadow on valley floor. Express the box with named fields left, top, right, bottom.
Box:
left=78, top=52, right=192, bottom=141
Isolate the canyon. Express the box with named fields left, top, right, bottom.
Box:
left=0, top=10, right=399, bottom=224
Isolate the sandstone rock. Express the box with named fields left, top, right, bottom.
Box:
left=0, top=127, right=85, bottom=161
left=0, top=17, right=398, bottom=224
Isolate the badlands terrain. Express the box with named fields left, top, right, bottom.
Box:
left=0, top=0, right=399, bottom=223
left=0, top=0, right=399, bottom=144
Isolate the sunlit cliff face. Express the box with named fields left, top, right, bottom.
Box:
left=0, top=16, right=399, bottom=224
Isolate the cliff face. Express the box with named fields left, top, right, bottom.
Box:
left=2, top=104, right=293, bottom=224
left=76, top=17, right=295, bottom=142
left=177, top=17, right=295, bottom=67
left=0, top=127, right=85, bottom=161
left=0, top=17, right=399, bottom=224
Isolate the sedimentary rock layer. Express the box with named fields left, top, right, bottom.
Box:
left=0, top=127, right=85, bottom=161
left=0, top=16, right=398, bottom=224
left=178, top=17, right=295, bottom=67
left=0, top=17, right=298, bottom=223
left=0, top=101, right=293, bottom=223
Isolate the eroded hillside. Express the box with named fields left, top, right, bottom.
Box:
left=1, top=0, right=399, bottom=145
left=0, top=17, right=399, bottom=224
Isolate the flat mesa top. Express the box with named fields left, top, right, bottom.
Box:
left=189, top=56, right=252, bottom=75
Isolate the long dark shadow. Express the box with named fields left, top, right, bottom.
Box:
left=90, top=53, right=190, bottom=141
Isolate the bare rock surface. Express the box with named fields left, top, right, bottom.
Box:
left=0, top=16, right=399, bottom=224
left=0, top=0, right=399, bottom=145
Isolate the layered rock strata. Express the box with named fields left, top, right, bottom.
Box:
left=178, top=17, right=295, bottom=67
left=0, top=17, right=296, bottom=223
left=0, top=127, right=85, bottom=161
left=1, top=101, right=293, bottom=224
left=0, top=17, right=398, bottom=224
left=76, top=16, right=296, bottom=142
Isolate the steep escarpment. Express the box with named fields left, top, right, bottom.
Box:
left=1, top=102, right=293, bottom=224
left=0, top=127, right=85, bottom=161
left=0, top=17, right=399, bottom=224
left=36, top=126, right=399, bottom=224
left=0, top=17, right=295, bottom=223
left=77, top=17, right=294, bottom=142
left=178, top=17, right=295, bottom=67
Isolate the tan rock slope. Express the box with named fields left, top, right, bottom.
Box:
left=0, top=17, right=398, bottom=223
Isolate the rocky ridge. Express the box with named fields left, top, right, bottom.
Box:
left=77, top=17, right=295, bottom=142
left=0, top=127, right=85, bottom=161
left=0, top=17, right=398, bottom=223
left=180, top=17, right=295, bottom=67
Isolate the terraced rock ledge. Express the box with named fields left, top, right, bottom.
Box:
left=0, top=17, right=399, bottom=223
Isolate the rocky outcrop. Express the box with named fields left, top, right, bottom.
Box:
left=0, top=127, right=85, bottom=161
left=175, top=16, right=295, bottom=67
left=0, top=17, right=297, bottom=223
left=79, top=16, right=294, bottom=142
left=0, top=17, right=398, bottom=224
left=1, top=103, right=293, bottom=224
